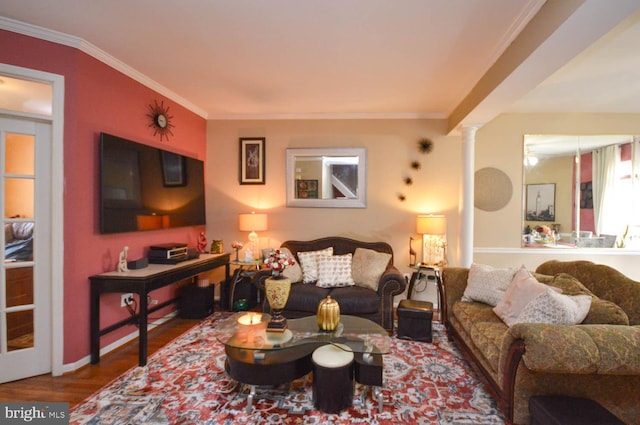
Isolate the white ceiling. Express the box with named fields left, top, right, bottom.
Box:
left=1, top=1, right=640, bottom=125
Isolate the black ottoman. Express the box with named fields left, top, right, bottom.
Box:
left=529, top=396, right=624, bottom=425
left=397, top=299, right=433, bottom=342
left=312, top=344, right=354, bottom=413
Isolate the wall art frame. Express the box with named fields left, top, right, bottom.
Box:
left=239, top=137, right=265, bottom=185
left=526, top=183, right=556, bottom=222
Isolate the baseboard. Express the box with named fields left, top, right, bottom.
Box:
left=60, top=311, right=178, bottom=375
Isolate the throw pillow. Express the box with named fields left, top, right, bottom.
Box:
left=547, top=273, right=596, bottom=297
left=279, top=247, right=303, bottom=282
left=351, top=247, right=391, bottom=291
left=514, top=288, right=592, bottom=325
left=462, top=263, right=516, bottom=306
left=5, top=224, right=14, bottom=243
left=493, top=266, right=558, bottom=326
left=297, top=247, right=333, bottom=283
left=316, top=254, right=355, bottom=288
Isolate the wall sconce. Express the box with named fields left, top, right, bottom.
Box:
left=416, top=214, right=447, bottom=266
left=238, top=211, right=268, bottom=261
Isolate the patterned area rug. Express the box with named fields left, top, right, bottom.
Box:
left=70, top=313, right=504, bottom=424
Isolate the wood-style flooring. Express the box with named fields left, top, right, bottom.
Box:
left=0, top=317, right=200, bottom=406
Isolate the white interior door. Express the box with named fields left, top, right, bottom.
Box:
left=0, top=116, right=52, bottom=383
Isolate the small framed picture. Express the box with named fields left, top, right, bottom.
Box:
left=296, top=179, right=318, bottom=199
left=526, top=183, right=555, bottom=221
left=160, top=151, right=186, bottom=187
left=239, top=138, right=265, bottom=185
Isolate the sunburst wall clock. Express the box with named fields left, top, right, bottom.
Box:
left=147, top=100, right=175, bottom=141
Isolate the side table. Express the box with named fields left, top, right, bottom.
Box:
left=407, top=265, right=444, bottom=321
left=225, top=260, right=264, bottom=310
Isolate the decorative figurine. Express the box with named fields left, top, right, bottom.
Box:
left=409, top=237, right=416, bottom=267
left=197, top=231, right=207, bottom=253
left=117, top=246, right=129, bottom=272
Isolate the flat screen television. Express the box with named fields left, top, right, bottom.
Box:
left=100, top=132, right=206, bottom=234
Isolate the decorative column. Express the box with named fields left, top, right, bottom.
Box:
left=459, top=126, right=478, bottom=268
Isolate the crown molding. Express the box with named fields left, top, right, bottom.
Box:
left=0, top=16, right=207, bottom=119
left=207, top=112, right=447, bottom=120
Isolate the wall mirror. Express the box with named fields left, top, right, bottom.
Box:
left=286, top=147, right=367, bottom=208
left=523, top=134, right=639, bottom=249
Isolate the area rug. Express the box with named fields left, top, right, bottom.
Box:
left=70, top=313, right=504, bottom=424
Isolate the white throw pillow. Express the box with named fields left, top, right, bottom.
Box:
left=493, top=266, right=559, bottom=326
left=351, top=248, right=391, bottom=291
left=316, top=254, right=355, bottom=288
left=297, top=247, right=333, bottom=283
left=514, top=288, right=592, bottom=325
left=462, top=263, right=516, bottom=306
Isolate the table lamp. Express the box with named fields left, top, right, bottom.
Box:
left=416, top=214, right=447, bottom=266
left=238, top=211, right=268, bottom=261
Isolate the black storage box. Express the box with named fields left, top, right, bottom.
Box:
left=179, top=283, right=214, bottom=319
left=529, top=396, right=624, bottom=425
left=397, top=299, right=433, bottom=342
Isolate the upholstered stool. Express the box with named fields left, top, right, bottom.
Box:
left=397, top=299, right=433, bottom=342
left=529, top=396, right=624, bottom=425
left=312, top=344, right=354, bottom=413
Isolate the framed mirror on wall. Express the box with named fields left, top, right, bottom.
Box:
left=285, top=147, right=367, bottom=208
left=522, top=134, right=640, bottom=248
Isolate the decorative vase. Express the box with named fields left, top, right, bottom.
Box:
left=264, top=275, right=291, bottom=332
left=210, top=240, right=223, bottom=254
left=317, top=295, right=340, bottom=331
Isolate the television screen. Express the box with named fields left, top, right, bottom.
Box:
left=100, top=133, right=206, bottom=234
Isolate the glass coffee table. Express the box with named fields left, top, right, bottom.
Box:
left=216, top=313, right=390, bottom=412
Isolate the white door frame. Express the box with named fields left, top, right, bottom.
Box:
left=0, top=63, right=65, bottom=376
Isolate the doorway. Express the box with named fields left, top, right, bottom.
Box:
left=0, top=65, right=64, bottom=381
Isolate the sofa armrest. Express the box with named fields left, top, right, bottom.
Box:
left=441, top=267, right=468, bottom=323
left=376, top=265, right=406, bottom=297
left=506, top=323, right=640, bottom=375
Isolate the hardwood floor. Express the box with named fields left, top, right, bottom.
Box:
left=0, top=317, right=200, bottom=406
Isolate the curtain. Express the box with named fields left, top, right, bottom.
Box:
left=592, top=144, right=620, bottom=235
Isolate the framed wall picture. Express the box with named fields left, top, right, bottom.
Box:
left=296, top=179, right=318, bottom=199
left=526, top=183, right=555, bottom=221
left=239, top=137, right=265, bottom=185
left=160, top=151, right=186, bottom=187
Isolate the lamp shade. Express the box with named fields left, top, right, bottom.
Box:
left=238, top=212, right=268, bottom=232
left=416, top=215, right=446, bottom=235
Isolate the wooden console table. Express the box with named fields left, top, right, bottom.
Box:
left=90, top=253, right=230, bottom=366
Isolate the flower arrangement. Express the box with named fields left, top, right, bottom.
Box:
left=231, top=241, right=243, bottom=261
left=264, top=248, right=295, bottom=276
left=535, top=225, right=551, bottom=236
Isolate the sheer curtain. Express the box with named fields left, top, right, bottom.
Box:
left=592, top=144, right=620, bottom=235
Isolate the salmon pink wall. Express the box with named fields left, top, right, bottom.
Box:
left=1, top=30, right=207, bottom=364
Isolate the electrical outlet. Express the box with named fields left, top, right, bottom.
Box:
left=121, top=293, right=134, bottom=307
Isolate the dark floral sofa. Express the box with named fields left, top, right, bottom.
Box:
left=253, top=237, right=406, bottom=333
left=442, top=260, right=640, bottom=425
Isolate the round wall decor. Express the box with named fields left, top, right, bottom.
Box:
left=147, top=100, right=174, bottom=141
left=474, top=167, right=513, bottom=212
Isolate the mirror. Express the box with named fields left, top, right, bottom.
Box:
left=523, top=135, right=640, bottom=248
left=286, top=147, right=367, bottom=208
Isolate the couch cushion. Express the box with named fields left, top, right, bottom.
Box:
left=514, top=289, right=591, bottom=325
left=316, top=254, right=355, bottom=288
left=462, top=263, right=516, bottom=306
left=330, top=286, right=379, bottom=314
left=351, top=247, right=391, bottom=291
left=298, top=247, right=333, bottom=283
left=285, top=283, right=330, bottom=312
left=452, top=300, right=507, bottom=373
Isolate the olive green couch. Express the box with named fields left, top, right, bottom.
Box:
left=442, top=260, right=640, bottom=425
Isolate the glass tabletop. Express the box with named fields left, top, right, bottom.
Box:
left=216, top=312, right=391, bottom=354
